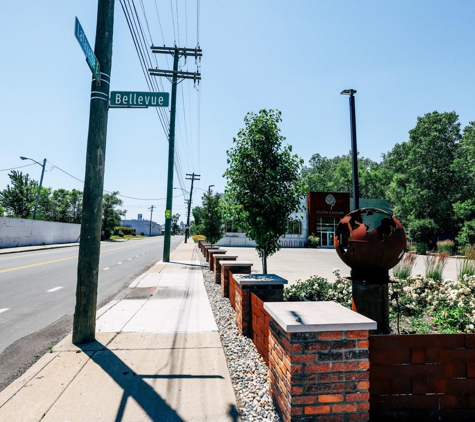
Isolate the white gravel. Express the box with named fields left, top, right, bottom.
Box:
left=199, top=253, right=281, bottom=422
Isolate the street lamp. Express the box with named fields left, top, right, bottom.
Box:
left=340, top=89, right=359, bottom=210
left=20, top=156, right=46, bottom=220
left=208, top=184, right=215, bottom=193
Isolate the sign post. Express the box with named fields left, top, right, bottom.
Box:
left=74, top=17, right=101, bottom=84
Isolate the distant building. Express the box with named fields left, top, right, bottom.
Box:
left=217, top=192, right=391, bottom=248
left=121, top=214, right=162, bottom=236
left=180, top=221, right=185, bottom=230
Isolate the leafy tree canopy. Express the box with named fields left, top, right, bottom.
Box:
left=224, top=109, right=303, bottom=273
left=102, top=191, right=126, bottom=239
left=200, top=191, right=225, bottom=246
left=0, top=171, right=38, bottom=218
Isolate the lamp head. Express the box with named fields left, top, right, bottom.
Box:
left=340, top=89, right=357, bottom=96
left=20, top=156, right=28, bottom=160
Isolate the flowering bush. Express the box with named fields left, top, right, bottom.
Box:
left=284, top=271, right=475, bottom=334
left=283, top=270, right=351, bottom=308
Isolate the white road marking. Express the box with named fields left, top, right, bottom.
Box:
left=0, top=308, right=9, bottom=314
left=47, top=287, right=63, bottom=293
left=118, top=262, right=122, bottom=265
left=103, top=268, right=110, bottom=271
left=128, top=258, right=132, bottom=261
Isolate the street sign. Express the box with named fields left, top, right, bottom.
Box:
left=165, top=210, right=172, bottom=219
left=110, top=91, right=169, bottom=108
left=74, top=17, right=101, bottom=83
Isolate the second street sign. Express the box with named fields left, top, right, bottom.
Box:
left=110, top=91, right=169, bottom=107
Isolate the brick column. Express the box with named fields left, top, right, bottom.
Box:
left=200, top=242, right=210, bottom=254
left=232, top=274, right=287, bottom=337
left=205, top=247, right=220, bottom=262
left=208, top=249, right=226, bottom=270
left=264, top=301, right=376, bottom=422
left=213, top=255, right=238, bottom=284
left=220, top=262, right=252, bottom=299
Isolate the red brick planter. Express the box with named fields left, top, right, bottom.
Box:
left=213, top=255, right=238, bottom=284
left=264, top=301, right=376, bottom=422
left=220, top=262, right=252, bottom=299
left=232, top=274, right=287, bottom=337
left=208, top=249, right=226, bottom=270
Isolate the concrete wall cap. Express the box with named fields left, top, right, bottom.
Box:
left=220, top=261, right=253, bottom=267
left=264, top=301, right=377, bottom=333
left=215, top=255, right=238, bottom=260
left=233, top=274, right=288, bottom=286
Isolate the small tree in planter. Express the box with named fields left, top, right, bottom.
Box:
left=201, top=190, right=225, bottom=247
left=224, top=109, right=304, bottom=273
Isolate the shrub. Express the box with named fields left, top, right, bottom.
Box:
left=456, top=220, right=475, bottom=248
left=424, top=252, right=449, bottom=282
left=392, top=251, right=417, bottom=279
left=457, top=245, right=475, bottom=281
left=192, top=234, right=206, bottom=243
left=415, top=243, right=426, bottom=255
left=114, top=226, right=136, bottom=236
left=408, top=219, right=437, bottom=244
left=437, top=240, right=455, bottom=255
left=283, top=270, right=351, bottom=308
left=307, top=235, right=320, bottom=247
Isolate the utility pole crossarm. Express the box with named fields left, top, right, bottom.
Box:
left=148, top=69, right=201, bottom=80
left=151, top=46, right=202, bottom=57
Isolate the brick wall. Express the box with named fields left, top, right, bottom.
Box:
left=369, top=333, right=475, bottom=421
left=229, top=272, right=237, bottom=308
left=235, top=284, right=283, bottom=336
left=221, top=264, right=251, bottom=299
left=269, top=319, right=370, bottom=421
left=251, top=293, right=271, bottom=365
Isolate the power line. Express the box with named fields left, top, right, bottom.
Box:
left=0, top=163, right=36, bottom=172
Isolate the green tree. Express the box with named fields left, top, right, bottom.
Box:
left=0, top=206, right=5, bottom=217
left=171, top=213, right=181, bottom=235
left=190, top=206, right=204, bottom=235
left=201, top=191, right=225, bottom=246
left=224, top=109, right=303, bottom=273
left=101, top=191, right=126, bottom=239
left=300, top=153, right=385, bottom=199
left=0, top=171, right=38, bottom=218
left=385, top=111, right=461, bottom=235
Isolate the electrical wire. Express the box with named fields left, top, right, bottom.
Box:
left=0, top=164, right=36, bottom=172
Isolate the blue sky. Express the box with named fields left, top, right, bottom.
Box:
left=1, top=1, right=474, bottom=224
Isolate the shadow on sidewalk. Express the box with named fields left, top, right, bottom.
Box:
left=80, top=342, right=224, bottom=422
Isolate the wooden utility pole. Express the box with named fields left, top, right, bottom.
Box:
left=149, top=46, right=202, bottom=261
left=73, top=0, right=115, bottom=344
left=148, top=205, right=155, bottom=236
left=185, top=172, right=200, bottom=243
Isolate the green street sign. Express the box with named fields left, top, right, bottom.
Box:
left=74, top=17, right=101, bottom=83
left=110, top=91, right=169, bottom=108
left=165, top=210, right=172, bottom=219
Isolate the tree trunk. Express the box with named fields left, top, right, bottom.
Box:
left=262, top=254, right=267, bottom=274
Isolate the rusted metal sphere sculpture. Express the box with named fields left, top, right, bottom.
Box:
left=334, top=208, right=407, bottom=334
left=335, top=208, right=406, bottom=284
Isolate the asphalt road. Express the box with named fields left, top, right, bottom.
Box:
left=0, top=236, right=183, bottom=391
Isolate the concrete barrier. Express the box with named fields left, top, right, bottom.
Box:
left=0, top=217, right=80, bottom=248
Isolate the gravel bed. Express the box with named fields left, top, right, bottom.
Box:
left=198, top=253, right=281, bottom=422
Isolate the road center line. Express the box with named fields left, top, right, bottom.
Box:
left=47, top=287, right=63, bottom=293
left=0, top=241, right=162, bottom=274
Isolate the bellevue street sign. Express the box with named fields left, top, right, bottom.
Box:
left=110, top=91, right=169, bottom=108
left=74, top=17, right=101, bottom=83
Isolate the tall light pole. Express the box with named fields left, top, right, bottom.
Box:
left=340, top=89, right=359, bottom=210
left=208, top=184, right=215, bottom=193
left=20, top=156, right=46, bottom=220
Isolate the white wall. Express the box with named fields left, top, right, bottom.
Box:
left=0, top=217, right=80, bottom=248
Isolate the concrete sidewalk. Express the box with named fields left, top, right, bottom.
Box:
left=0, top=242, right=239, bottom=422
